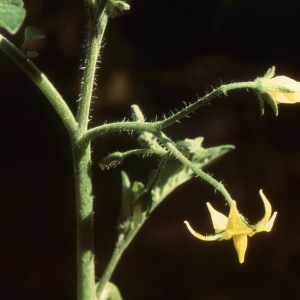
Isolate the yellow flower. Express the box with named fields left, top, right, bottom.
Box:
left=267, top=76, right=300, bottom=104
left=184, top=190, right=277, bottom=263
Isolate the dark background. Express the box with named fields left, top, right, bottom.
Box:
left=1, top=0, right=300, bottom=299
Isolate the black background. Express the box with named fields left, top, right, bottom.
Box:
left=1, top=0, right=300, bottom=299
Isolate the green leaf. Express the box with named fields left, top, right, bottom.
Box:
left=150, top=137, right=235, bottom=208
left=0, top=0, right=26, bottom=34
left=97, top=282, right=123, bottom=300
left=20, top=26, right=45, bottom=52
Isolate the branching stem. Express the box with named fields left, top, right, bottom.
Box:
left=95, top=224, right=141, bottom=297
left=83, top=81, right=258, bottom=142
left=0, top=34, right=77, bottom=136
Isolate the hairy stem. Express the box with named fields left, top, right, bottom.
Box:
left=76, top=9, right=108, bottom=132
left=72, top=140, right=95, bottom=300
left=0, top=34, right=77, bottom=135
left=83, top=81, right=258, bottom=142
left=156, top=131, right=233, bottom=206
left=156, top=82, right=257, bottom=130
left=100, top=148, right=166, bottom=170
left=83, top=121, right=157, bottom=142
left=73, top=3, right=110, bottom=299
left=96, top=225, right=141, bottom=297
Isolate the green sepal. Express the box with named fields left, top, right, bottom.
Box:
left=262, top=92, right=278, bottom=116
left=263, top=66, right=275, bottom=79
left=264, top=83, right=295, bottom=93
left=255, top=91, right=265, bottom=115
left=20, top=26, right=45, bottom=53
left=97, top=282, right=123, bottom=300
left=256, top=76, right=295, bottom=94
left=0, top=0, right=26, bottom=34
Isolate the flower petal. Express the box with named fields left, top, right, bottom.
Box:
left=263, top=211, right=277, bottom=232
left=206, top=202, right=228, bottom=233
left=233, top=234, right=248, bottom=264
left=224, top=201, right=252, bottom=239
left=270, top=76, right=300, bottom=91
left=184, top=221, right=222, bottom=241
left=253, top=190, right=274, bottom=233
left=268, top=76, right=300, bottom=104
left=269, top=91, right=299, bottom=104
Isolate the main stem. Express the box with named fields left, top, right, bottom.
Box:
left=74, top=3, right=109, bottom=299
left=72, top=140, right=95, bottom=300
left=76, top=9, right=108, bottom=131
